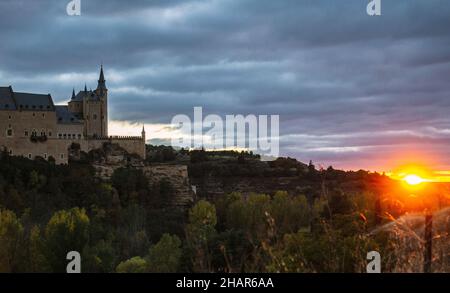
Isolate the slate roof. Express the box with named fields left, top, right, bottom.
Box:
left=71, top=90, right=101, bottom=102
left=72, top=90, right=88, bottom=102
left=14, top=92, right=54, bottom=111
left=55, top=105, right=83, bottom=124
left=0, top=86, right=16, bottom=110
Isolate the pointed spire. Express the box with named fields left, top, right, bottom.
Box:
left=84, top=83, right=87, bottom=92
left=72, top=88, right=76, bottom=100
left=97, top=64, right=106, bottom=91
left=141, top=124, right=146, bottom=140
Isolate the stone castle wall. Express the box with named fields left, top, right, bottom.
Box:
left=83, top=136, right=146, bottom=160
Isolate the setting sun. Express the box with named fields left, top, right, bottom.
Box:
left=403, top=174, right=425, bottom=185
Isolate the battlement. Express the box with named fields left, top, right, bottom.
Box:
left=88, top=135, right=143, bottom=141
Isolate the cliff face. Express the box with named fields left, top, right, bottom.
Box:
left=190, top=175, right=305, bottom=201
left=142, top=165, right=194, bottom=207
left=79, top=143, right=308, bottom=207
left=78, top=143, right=194, bottom=207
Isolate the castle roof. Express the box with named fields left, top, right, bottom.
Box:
left=71, top=90, right=101, bottom=102
left=0, top=86, right=54, bottom=111
left=14, top=92, right=54, bottom=111
left=55, top=105, right=83, bottom=124
left=97, top=64, right=106, bottom=91
left=0, top=86, right=16, bottom=110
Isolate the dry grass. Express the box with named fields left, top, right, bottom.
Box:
left=371, top=207, right=450, bottom=272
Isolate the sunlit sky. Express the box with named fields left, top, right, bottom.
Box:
left=1, top=0, right=450, bottom=175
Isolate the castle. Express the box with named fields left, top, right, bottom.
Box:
left=0, top=66, right=146, bottom=164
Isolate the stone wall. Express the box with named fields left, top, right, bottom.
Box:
left=83, top=137, right=146, bottom=160
left=0, top=136, right=75, bottom=163
left=0, top=124, right=145, bottom=164
left=142, top=165, right=194, bottom=207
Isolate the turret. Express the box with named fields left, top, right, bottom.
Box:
left=97, top=64, right=107, bottom=94
left=142, top=125, right=146, bottom=142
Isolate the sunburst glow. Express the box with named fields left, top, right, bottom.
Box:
left=403, top=174, right=425, bottom=185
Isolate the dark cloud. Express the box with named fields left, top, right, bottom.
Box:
left=1, top=0, right=450, bottom=170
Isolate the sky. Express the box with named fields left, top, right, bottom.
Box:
left=1, top=0, right=450, bottom=173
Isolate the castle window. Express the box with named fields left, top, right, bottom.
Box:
left=58, top=134, right=62, bottom=139
left=60, top=154, right=64, bottom=159
left=24, top=130, right=29, bottom=137
left=28, top=153, right=32, bottom=159
left=8, top=115, right=11, bottom=119
left=32, top=112, right=35, bottom=116
left=63, top=134, right=67, bottom=139
left=40, top=130, right=45, bottom=136
left=78, top=134, right=82, bottom=139
left=6, top=129, right=13, bottom=137
left=32, top=129, right=37, bottom=136
left=48, top=131, right=52, bottom=137
left=9, top=149, right=12, bottom=155
left=44, top=153, right=47, bottom=159
left=42, top=113, right=45, bottom=118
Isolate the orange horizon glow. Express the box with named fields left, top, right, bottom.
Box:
left=385, top=163, right=450, bottom=183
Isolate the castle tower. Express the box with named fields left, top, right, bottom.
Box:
left=142, top=125, right=146, bottom=159
left=142, top=125, right=146, bottom=142
left=83, top=65, right=108, bottom=138
left=96, top=64, right=108, bottom=137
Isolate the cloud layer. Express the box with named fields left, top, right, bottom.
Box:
left=1, top=0, right=450, bottom=171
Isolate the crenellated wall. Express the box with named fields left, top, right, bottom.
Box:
left=83, top=136, right=146, bottom=160
left=0, top=134, right=145, bottom=164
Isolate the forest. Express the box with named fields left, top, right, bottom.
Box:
left=0, top=148, right=448, bottom=273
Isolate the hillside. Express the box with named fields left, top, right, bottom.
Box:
left=0, top=146, right=448, bottom=273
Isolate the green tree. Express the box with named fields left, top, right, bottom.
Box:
left=186, top=200, right=217, bottom=272
left=116, top=256, right=147, bottom=273
left=0, top=209, right=24, bottom=272
left=27, top=225, right=50, bottom=272
left=146, top=233, right=182, bottom=272
left=44, top=208, right=90, bottom=272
